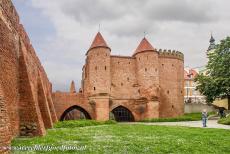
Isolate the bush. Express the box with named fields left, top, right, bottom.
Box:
left=141, top=112, right=215, bottom=122
left=218, top=116, right=230, bottom=125
left=54, top=120, right=117, bottom=128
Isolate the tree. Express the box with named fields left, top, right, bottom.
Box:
left=195, top=36, right=230, bottom=103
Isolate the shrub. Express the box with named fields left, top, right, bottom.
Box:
left=218, top=116, right=230, bottom=125
left=54, top=120, right=117, bottom=128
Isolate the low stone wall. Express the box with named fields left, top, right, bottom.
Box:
left=185, top=103, right=216, bottom=113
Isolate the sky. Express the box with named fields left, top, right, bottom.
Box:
left=12, top=0, right=230, bottom=92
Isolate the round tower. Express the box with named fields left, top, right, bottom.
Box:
left=133, top=37, right=160, bottom=99
left=158, top=50, right=184, bottom=117
left=133, top=37, right=160, bottom=119
left=85, top=32, right=111, bottom=96
left=83, top=32, right=111, bottom=121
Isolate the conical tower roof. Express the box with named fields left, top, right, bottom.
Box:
left=88, top=32, right=110, bottom=52
left=133, top=37, right=155, bottom=56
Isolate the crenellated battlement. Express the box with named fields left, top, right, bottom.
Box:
left=158, top=49, right=184, bottom=60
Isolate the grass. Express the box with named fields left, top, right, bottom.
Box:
left=218, top=116, right=230, bottom=125
left=141, top=112, right=216, bottom=122
left=54, top=120, right=117, bottom=128
left=12, top=121, right=230, bottom=154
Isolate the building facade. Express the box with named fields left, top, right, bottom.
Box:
left=184, top=68, right=206, bottom=104
left=184, top=34, right=217, bottom=104
left=53, top=32, right=185, bottom=122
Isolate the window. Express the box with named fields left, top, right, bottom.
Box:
left=129, top=62, right=131, bottom=64
left=167, top=90, right=169, bottom=94
left=121, top=83, right=123, bottom=86
left=127, top=77, right=129, bottom=81
left=145, top=68, right=147, bottom=72
left=95, top=66, right=97, bottom=70
left=105, top=66, right=107, bottom=70
left=94, top=87, right=96, bottom=91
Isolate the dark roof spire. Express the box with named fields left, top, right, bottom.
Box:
left=210, top=33, right=215, bottom=43
left=207, top=33, right=216, bottom=52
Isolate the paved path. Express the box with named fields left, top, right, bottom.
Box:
left=125, top=120, right=230, bottom=129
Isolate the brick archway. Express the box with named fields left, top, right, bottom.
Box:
left=111, top=105, right=135, bottom=122
left=60, top=105, right=92, bottom=121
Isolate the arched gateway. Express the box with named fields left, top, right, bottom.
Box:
left=111, top=106, right=134, bottom=122
left=60, top=105, right=91, bottom=121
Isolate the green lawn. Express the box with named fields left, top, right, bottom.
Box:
left=12, top=123, right=230, bottom=154
left=141, top=112, right=216, bottom=122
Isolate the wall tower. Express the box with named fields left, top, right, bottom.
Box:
left=83, top=32, right=111, bottom=120
left=133, top=37, right=160, bottom=118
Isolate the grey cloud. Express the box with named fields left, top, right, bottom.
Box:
left=146, top=0, right=218, bottom=23
left=61, top=0, right=217, bottom=24
left=61, top=0, right=126, bottom=24
left=106, top=16, right=158, bottom=37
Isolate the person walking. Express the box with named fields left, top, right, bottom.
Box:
left=202, top=109, right=208, bottom=127
left=219, top=108, right=226, bottom=118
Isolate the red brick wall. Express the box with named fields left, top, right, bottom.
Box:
left=0, top=84, right=11, bottom=153
left=0, top=0, right=57, bottom=150
left=84, top=47, right=111, bottom=96
left=0, top=12, right=20, bottom=137
left=159, top=51, right=184, bottom=117
left=52, top=92, right=95, bottom=120
left=110, top=56, right=139, bottom=99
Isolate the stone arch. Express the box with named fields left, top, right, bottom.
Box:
left=60, top=105, right=92, bottom=121
left=111, top=105, right=135, bottom=122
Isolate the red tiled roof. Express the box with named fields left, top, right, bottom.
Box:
left=189, top=69, right=198, bottom=78
left=133, top=37, right=155, bottom=56
left=88, top=32, right=110, bottom=51
left=184, top=69, right=199, bottom=79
